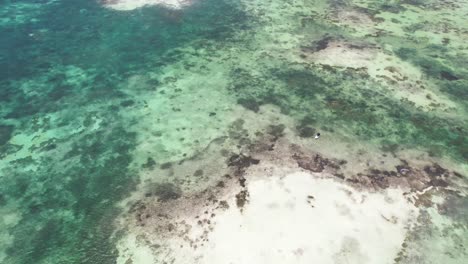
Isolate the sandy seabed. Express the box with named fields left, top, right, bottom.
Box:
left=152, top=171, right=417, bottom=264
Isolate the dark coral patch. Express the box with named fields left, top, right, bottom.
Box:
left=235, top=190, right=249, bottom=210
left=267, top=124, right=286, bottom=140
left=152, top=183, right=181, bottom=202
left=160, top=162, right=172, bottom=170
left=0, top=124, right=15, bottom=146
left=237, top=98, right=261, bottom=112
left=300, top=36, right=333, bottom=53
left=293, top=153, right=335, bottom=173
left=193, top=169, right=204, bottom=177
left=297, top=126, right=316, bottom=138
left=423, top=163, right=448, bottom=178
left=142, top=157, right=156, bottom=169
left=227, top=154, right=260, bottom=176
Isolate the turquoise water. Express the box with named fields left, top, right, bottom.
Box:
left=1, top=1, right=248, bottom=262
left=0, top=0, right=467, bottom=263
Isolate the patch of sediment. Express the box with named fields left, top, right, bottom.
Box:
left=100, top=0, right=194, bottom=10
left=301, top=39, right=380, bottom=69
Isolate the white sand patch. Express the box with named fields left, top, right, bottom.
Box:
left=304, top=41, right=457, bottom=112
left=336, top=9, right=375, bottom=26
left=116, top=234, right=156, bottom=264
left=329, top=8, right=379, bottom=37
left=308, top=41, right=378, bottom=69
left=101, top=0, right=194, bottom=11
left=160, top=170, right=418, bottom=264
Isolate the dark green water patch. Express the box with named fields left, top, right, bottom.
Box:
left=366, top=1, right=407, bottom=14
left=394, top=46, right=468, bottom=103
left=0, top=124, right=14, bottom=146
left=150, top=182, right=182, bottom=202
left=438, top=79, right=468, bottom=102
left=395, top=47, right=458, bottom=80
left=1, top=121, right=137, bottom=263
left=0, top=0, right=250, bottom=81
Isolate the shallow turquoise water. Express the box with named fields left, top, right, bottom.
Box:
left=1, top=0, right=249, bottom=263
left=0, top=0, right=467, bottom=263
